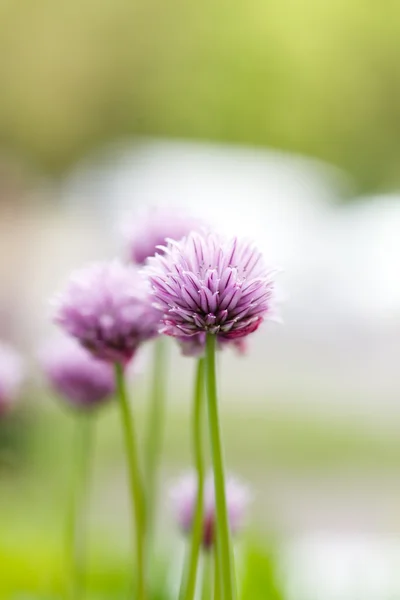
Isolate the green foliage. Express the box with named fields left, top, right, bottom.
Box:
left=241, top=543, right=286, bottom=600
left=0, top=528, right=169, bottom=598
left=0, top=537, right=63, bottom=599
left=0, top=532, right=285, bottom=599
left=2, top=396, right=399, bottom=598
left=1, top=0, right=400, bottom=190
left=5, top=396, right=400, bottom=479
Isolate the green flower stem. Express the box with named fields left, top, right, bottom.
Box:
left=65, top=414, right=93, bottom=600
left=144, top=337, right=167, bottom=546
left=114, top=362, right=147, bottom=600
left=213, top=539, right=221, bottom=600
left=201, top=553, right=212, bottom=600
left=180, top=358, right=206, bottom=600
left=205, top=334, right=236, bottom=600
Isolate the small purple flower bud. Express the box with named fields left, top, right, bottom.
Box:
left=145, top=231, right=278, bottom=342
left=39, top=337, right=115, bottom=410
left=53, top=260, right=161, bottom=364
left=126, top=206, right=203, bottom=265
left=0, top=342, right=24, bottom=415
left=170, top=473, right=250, bottom=550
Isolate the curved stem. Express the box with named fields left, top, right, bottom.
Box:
left=144, top=337, right=167, bottom=547
left=114, top=362, right=147, bottom=600
left=180, top=358, right=206, bottom=600
left=205, top=334, right=236, bottom=600
left=65, top=414, right=93, bottom=600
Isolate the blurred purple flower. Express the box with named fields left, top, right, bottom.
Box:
left=126, top=206, right=203, bottom=265
left=170, top=472, right=250, bottom=549
left=39, top=337, right=115, bottom=409
left=0, top=342, right=24, bottom=415
left=53, top=260, right=160, bottom=364
left=145, top=231, right=278, bottom=341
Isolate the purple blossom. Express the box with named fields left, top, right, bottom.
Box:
left=126, top=206, right=203, bottom=265
left=0, top=342, right=24, bottom=415
left=39, top=337, right=115, bottom=409
left=53, top=260, right=160, bottom=364
left=145, top=231, right=278, bottom=341
left=170, top=473, right=250, bottom=549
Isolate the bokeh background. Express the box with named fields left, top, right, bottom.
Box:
left=1, top=1, right=400, bottom=598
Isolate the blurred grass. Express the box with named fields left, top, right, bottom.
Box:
left=2, top=391, right=400, bottom=552
left=0, top=528, right=284, bottom=599
left=241, top=542, right=285, bottom=600
left=1, top=0, right=400, bottom=191
left=1, top=392, right=400, bottom=596
left=3, top=393, right=400, bottom=482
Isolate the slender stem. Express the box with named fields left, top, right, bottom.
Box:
left=114, top=362, right=147, bottom=600
left=180, top=358, right=206, bottom=600
left=205, top=334, right=236, bottom=600
left=144, top=337, right=167, bottom=546
left=213, top=538, right=221, bottom=600
left=201, top=552, right=212, bottom=600
left=65, top=414, right=93, bottom=600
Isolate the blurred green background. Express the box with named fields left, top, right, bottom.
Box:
left=2, top=381, right=400, bottom=598
left=1, top=0, right=400, bottom=191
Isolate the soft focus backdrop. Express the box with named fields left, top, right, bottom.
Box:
left=1, top=2, right=400, bottom=599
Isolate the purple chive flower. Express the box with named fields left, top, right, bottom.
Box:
left=53, top=260, right=160, bottom=364
left=39, top=337, right=115, bottom=409
left=145, top=231, right=277, bottom=341
left=170, top=473, right=250, bottom=549
left=0, top=342, right=24, bottom=415
left=126, top=206, right=203, bottom=265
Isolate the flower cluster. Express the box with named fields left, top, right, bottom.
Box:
left=127, top=206, right=203, bottom=265
left=170, top=472, right=250, bottom=549
left=40, top=337, right=115, bottom=409
left=44, top=209, right=280, bottom=600
left=145, top=231, right=277, bottom=341
left=53, top=260, right=160, bottom=364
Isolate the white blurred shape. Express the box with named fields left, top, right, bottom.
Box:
left=282, top=533, right=400, bottom=600
left=328, top=195, right=400, bottom=323
left=65, top=138, right=342, bottom=264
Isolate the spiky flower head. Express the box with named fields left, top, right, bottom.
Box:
left=53, top=260, right=160, bottom=364
left=145, top=231, right=277, bottom=341
left=0, top=342, right=24, bottom=415
left=170, top=473, right=250, bottom=549
left=39, top=337, right=115, bottom=410
left=127, top=206, right=203, bottom=265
